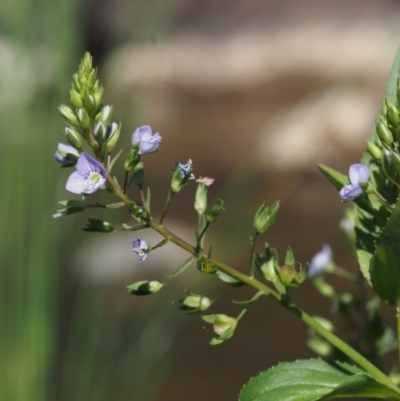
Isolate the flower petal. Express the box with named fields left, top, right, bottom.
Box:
left=308, top=244, right=332, bottom=278
left=339, top=183, right=363, bottom=201
left=349, top=163, right=370, bottom=185
left=66, top=171, right=87, bottom=194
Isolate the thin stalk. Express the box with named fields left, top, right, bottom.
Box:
left=397, top=305, right=400, bottom=369
left=159, top=190, right=173, bottom=226
left=249, top=233, right=259, bottom=278
left=371, top=189, right=394, bottom=212
left=151, top=238, right=169, bottom=251
left=140, top=188, right=146, bottom=207
left=122, top=171, right=129, bottom=194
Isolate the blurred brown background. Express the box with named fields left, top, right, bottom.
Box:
left=2, top=1, right=400, bottom=400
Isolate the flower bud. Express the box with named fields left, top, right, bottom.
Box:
left=171, top=160, right=194, bottom=193
left=124, top=146, right=141, bottom=172
left=312, top=276, right=336, bottom=299
left=84, top=94, right=96, bottom=116
left=64, top=127, right=83, bottom=150
left=53, top=200, right=88, bottom=218
left=94, top=121, right=107, bottom=144
left=77, top=108, right=90, bottom=129
left=83, top=217, right=114, bottom=233
left=277, top=263, right=308, bottom=288
left=95, top=105, right=113, bottom=126
left=194, top=184, right=207, bottom=213
left=376, top=120, right=393, bottom=147
left=127, top=280, right=163, bottom=296
left=72, top=73, right=81, bottom=91
left=70, top=89, right=83, bottom=109
left=106, top=122, right=120, bottom=151
left=59, top=104, right=79, bottom=126
left=206, top=199, right=224, bottom=223
left=86, top=69, right=97, bottom=90
left=54, top=143, right=80, bottom=166
left=384, top=150, right=400, bottom=173
left=385, top=97, right=400, bottom=127
left=366, top=141, right=382, bottom=160
left=80, top=52, right=93, bottom=74
left=93, top=86, right=104, bottom=109
left=202, top=314, right=237, bottom=345
left=178, top=291, right=211, bottom=314
left=253, top=200, right=280, bottom=234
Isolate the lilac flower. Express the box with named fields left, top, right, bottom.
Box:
left=308, top=244, right=332, bottom=278
left=66, top=153, right=107, bottom=194
left=131, top=125, right=162, bottom=154
left=339, top=163, right=370, bottom=201
left=132, top=237, right=149, bottom=262
left=54, top=143, right=80, bottom=166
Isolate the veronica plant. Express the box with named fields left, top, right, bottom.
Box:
left=54, top=51, right=400, bottom=400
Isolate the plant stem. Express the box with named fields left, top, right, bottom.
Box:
left=105, top=169, right=400, bottom=395
left=159, top=190, right=173, bottom=226
left=249, top=233, right=259, bottom=278
left=122, top=171, right=129, bottom=194
left=397, top=304, right=400, bottom=370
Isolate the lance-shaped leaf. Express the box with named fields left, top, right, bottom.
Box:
left=53, top=200, right=88, bottom=218
left=239, top=359, right=400, bottom=401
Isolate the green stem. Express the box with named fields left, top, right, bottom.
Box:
left=249, top=233, right=259, bottom=278
left=160, top=190, right=173, bottom=226
left=371, top=189, right=394, bottom=212
left=397, top=304, right=400, bottom=370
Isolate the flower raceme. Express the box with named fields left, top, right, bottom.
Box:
left=131, top=125, right=162, bottom=155
left=339, top=163, right=370, bottom=201
left=66, top=153, right=107, bottom=194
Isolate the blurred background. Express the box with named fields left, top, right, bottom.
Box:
left=2, top=1, right=400, bottom=400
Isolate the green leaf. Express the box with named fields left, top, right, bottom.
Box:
left=166, top=257, right=195, bottom=278
left=284, top=246, right=295, bottom=265
left=317, top=164, right=348, bottom=190
left=239, top=359, right=400, bottom=401
left=216, top=269, right=243, bottom=286
left=109, top=149, right=123, bottom=171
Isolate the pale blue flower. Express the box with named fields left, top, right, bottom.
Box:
left=66, top=152, right=107, bottom=194
left=177, top=160, right=195, bottom=180
left=131, top=125, right=162, bottom=154
left=55, top=143, right=80, bottom=166
left=132, top=237, right=149, bottom=262
left=339, top=163, right=370, bottom=201
left=308, top=244, right=332, bottom=278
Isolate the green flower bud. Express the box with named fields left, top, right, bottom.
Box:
left=366, top=141, right=382, bottom=160
left=130, top=201, right=145, bottom=218
left=178, top=290, right=211, bottom=314
left=83, top=217, right=114, bottom=233
left=385, top=97, right=400, bottom=127
left=70, top=89, right=83, bottom=109
left=64, top=127, right=83, bottom=150
left=194, top=184, right=207, bottom=213
left=202, top=314, right=237, bottom=344
left=206, top=199, right=224, bottom=223
left=106, top=122, right=120, bottom=151
left=77, top=108, right=90, bottom=129
left=53, top=200, right=88, bottom=218
left=59, top=104, right=79, bottom=126
left=127, top=280, right=163, bottom=295
left=253, top=200, right=280, bottom=234
left=93, top=121, right=107, bottom=144
left=170, top=161, right=194, bottom=194
left=376, top=120, right=393, bottom=147
left=93, top=86, right=104, bottom=109
left=79, top=52, right=93, bottom=75
left=124, top=145, right=141, bottom=172
left=312, top=276, right=336, bottom=299
left=96, top=105, right=113, bottom=126
left=72, top=73, right=81, bottom=91
left=84, top=94, right=96, bottom=116
left=87, top=69, right=97, bottom=90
